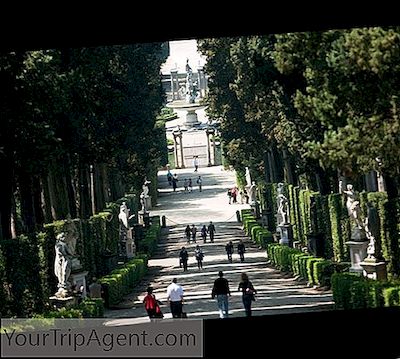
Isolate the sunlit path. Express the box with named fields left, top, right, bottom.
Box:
left=104, top=165, right=334, bottom=323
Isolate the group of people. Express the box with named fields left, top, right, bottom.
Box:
left=166, top=171, right=203, bottom=193
left=227, top=186, right=249, bottom=204
left=225, top=239, right=246, bottom=262
left=144, top=272, right=257, bottom=320
left=179, top=245, right=205, bottom=271
left=184, top=221, right=216, bottom=244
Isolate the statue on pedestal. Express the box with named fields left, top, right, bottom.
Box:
left=54, top=232, right=73, bottom=298
left=343, top=184, right=363, bottom=229
left=248, top=181, right=257, bottom=205
left=140, top=179, right=151, bottom=213
left=185, top=59, right=197, bottom=104
left=364, top=202, right=381, bottom=260
left=277, top=183, right=289, bottom=225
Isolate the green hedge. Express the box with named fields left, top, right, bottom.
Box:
left=99, top=255, right=149, bottom=307
left=266, top=243, right=335, bottom=288
left=138, top=217, right=161, bottom=256
left=383, top=286, right=400, bottom=307
left=331, top=273, right=400, bottom=310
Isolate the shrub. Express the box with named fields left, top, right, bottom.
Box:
left=383, top=286, right=400, bottom=307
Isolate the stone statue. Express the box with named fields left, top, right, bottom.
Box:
left=343, top=184, right=363, bottom=229
left=185, top=59, right=197, bottom=103
left=249, top=181, right=257, bottom=205
left=277, top=183, right=289, bottom=225
left=142, top=179, right=151, bottom=197
left=364, top=202, right=381, bottom=260
left=139, top=179, right=151, bottom=213
left=54, top=232, right=73, bottom=297
left=118, top=202, right=129, bottom=236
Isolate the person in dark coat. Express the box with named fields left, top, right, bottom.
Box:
left=211, top=271, right=231, bottom=318
left=237, top=239, right=245, bottom=262
left=208, top=221, right=216, bottom=242
left=238, top=272, right=256, bottom=317
left=179, top=247, right=189, bottom=272
left=225, top=241, right=234, bottom=263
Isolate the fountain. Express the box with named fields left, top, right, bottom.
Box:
left=166, top=59, right=206, bottom=127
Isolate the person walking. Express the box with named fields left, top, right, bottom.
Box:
left=167, top=170, right=172, bottom=186
left=238, top=273, right=256, bottom=317
left=194, top=245, right=204, bottom=270
left=166, top=278, right=184, bottom=318
left=225, top=241, right=234, bottom=263
left=208, top=221, right=216, bottom=242
left=185, top=225, right=191, bottom=244
left=143, top=286, right=163, bottom=320
left=211, top=271, right=231, bottom=318
left=227, top=189, right=232, bottom=204
left=191, top=224, right=197, bottom=243
left=188, top=178, right=193, bottom=193
left=201, top=225, right=207, bottom=243
left=237, top=239, right=246, bottom=262
left=172, top=174, right=178, bottom=192
left=183, top=178, right=188, bottom=193
left=196, top=176, right=202, bottom=192
left=179, top=247, right=189, bottom=272
left=193, top=156, right=199, bottom=172
left=231, top=186, right=238, bottom=204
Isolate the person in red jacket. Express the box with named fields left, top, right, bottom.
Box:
left=143, top=286, right=163, bottom=320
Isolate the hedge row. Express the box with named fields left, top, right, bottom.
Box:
left=0, top=192, right=138, bottom=317
left=34, top=298, right=105, bottom=318
left=240, top=209, right=273, bottom=248
left=266, top=243, right=334, bottom=287
left=260, top=184, right=400, bottom=274
left=138, top=216, right=161, bottom=256
left=99, top=255, right=149, bottom=307
left=331, top=273, right=400, bottom=310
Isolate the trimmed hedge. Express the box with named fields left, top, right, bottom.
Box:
left=266, top=243, right=335, bottom=288
left=99, top=255, right=149, bottom=307
left=331, top=273, right=400, bottom=310
left=383, top=286, right=400, bottom=307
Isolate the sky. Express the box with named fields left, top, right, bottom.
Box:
left=161, top=39, right=207, bottom=75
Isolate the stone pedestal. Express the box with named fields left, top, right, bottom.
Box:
left=138, top=211, right=150, bottom=226
left=70, top=271, right=88, bottom=298
left=49, top=296, right=76, bottom=309
left=346, top=241, right=368, bottom=273
left=185, top=109, right=200, bottom=126
left=145, top=196, right=152, bottom=210
left=359, top=259, right=388, bottom=281
left=278, top=223, right=293, bottom=246
left=125, top=228, right=135, bottom=259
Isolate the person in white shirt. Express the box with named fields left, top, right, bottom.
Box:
left=193, top=156, right=199, bottom=172
left=166, top=278, right=184, bottom=318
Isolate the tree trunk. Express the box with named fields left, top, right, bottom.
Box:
left=18, top=169, right=36, bottom=234
left=41, top=175, right=53, bottom=223
left=79, top=160, right=92, bottom=219
left=382, top=172, right=400, bottom=276
left=32, top=176, right=44, bottom=229
left=0, top=157, right=13, bottom=240
left=64, top=154, right=77, bottom=218
left=101, top=164, right=111, bottom=204
left=282, top=148, right=295, bottom=185
left=263, top=152, right=271, bottom=183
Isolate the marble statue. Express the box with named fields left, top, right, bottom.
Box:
left=54, top=232, right=73, bottom=297
left=277, top=183, right=289, bottom=225
left=185, top=59, right=197, bottom=103
left=364, top=202, right=380, bottom=259
left=249, top=181, right=257, bottom=205
left=118, top=202, right=129, bottom=237
left=343, top=184, right=363, bottom=229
